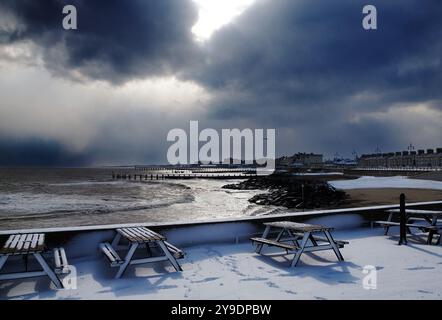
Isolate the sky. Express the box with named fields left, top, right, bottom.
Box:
left=0, top=0, right=441, bottom=166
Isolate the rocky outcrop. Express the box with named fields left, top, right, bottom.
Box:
left=222, top=176, right=348, bottom=209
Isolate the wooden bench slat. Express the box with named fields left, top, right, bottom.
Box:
left=130, top=228, right=146, bottom=239
left=54, top=248, right=61, bottom=267
left=3, top=235, right=16, bottom=250
left=288, top=232, right=348, bottom=246
left=118, top=228, right=146, bottom=243
left=117, top=227, right=166, bottom=243
left=15, top=234, right=27, bottom=253
left=99, top=242, right=124, bottom=266
left=131, top=227, right=154, bottom=242
left=164, top=241, right=184, bottom=259
left=1, top=234, right=18, bottom=254
left=387, top=209, right=442, bottom=215
left=54, top=247, right=70, bottom=274
left=0, top=233, right=45, bottom=255
left=264, top=221, right=333, bottom=232
left=308, top=236, right=349, bottom=247
left=135, top=227, right=165, bottom=241
left=36, top=234, right=45, bottom=252
left=132, top=227, right=158, bottom=241
left=10, top=234, right=23, bottom=253
left=120, top=228, right=140, bottom=241
left=134, top=227, right=161, bottom=241
left=375, top=221, right=438, bottom=230
left=30, top=234, right=39, bottom=250
left=22, top=234, right=33, bottom=254
left=126, top=227, right=147, bottom=240
left=140, top=227, right=166, bottom=241
left=10, top=235, right=21, bottom=253
left=251, top=237, right=299, bottom=251
left=117, top=228, right=139, bottom=243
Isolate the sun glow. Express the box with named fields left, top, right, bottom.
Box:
left=192, top=0, right=256, bottom=41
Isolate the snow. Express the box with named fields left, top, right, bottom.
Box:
left=1, top=228, right=442, bottom=300
left=292, top=172, right=344, bottom=176
left=329, top=176, right=442, bottom=190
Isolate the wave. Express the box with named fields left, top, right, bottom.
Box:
left=241, top=203, right=287, bottom=217
left=0, top=192, right=195, bottom=221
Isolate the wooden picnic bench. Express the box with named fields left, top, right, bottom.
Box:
left=99, top=227, right=184, bottom=279
left=375, top=209, right=442, bottom=244
left=251, top=221, right=348, bottom=267
left=0, top=233, right=69, bottom=289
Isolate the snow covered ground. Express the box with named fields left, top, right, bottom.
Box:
left=330, top=176, right=442, bottom=190
left=1, top=227, right=442, bottom=300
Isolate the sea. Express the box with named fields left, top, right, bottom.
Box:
left=0, top=168, right=285, bottom=230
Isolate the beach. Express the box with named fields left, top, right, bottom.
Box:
left=345, top=188, right=442, bottom=207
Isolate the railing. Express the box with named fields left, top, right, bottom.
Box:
left=348, top=167, right=442, bottom=172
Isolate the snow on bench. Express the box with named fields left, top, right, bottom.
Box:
left=164, top=241, right=185, bottom=259
left=99, top=242, right=124, bottom=267
left=53, top=247, right=70, bottom=274
left=374, top=221, right=438, bottom=231
left=250, top=237, right=299, bottom=251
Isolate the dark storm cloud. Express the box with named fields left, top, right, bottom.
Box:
left=191, top=0, right=442, bottom=113
left=0, top=0, right=200, bottom=82
left=182, top=0, right=442, bottom=156
left=0, top=137, right=87, bottom=166
left=0, top=0, right=441, bottom=164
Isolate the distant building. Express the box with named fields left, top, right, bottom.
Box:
left=358, top=148, right=442, bottom=168
left=277, top=153, right=323, bottom=167
left=333, top=159, right=357, bottom=166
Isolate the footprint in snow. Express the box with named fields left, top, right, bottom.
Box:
left=191, top=277, right=220, bottom=283
left=265, top=281, right=279, bottom=289
left=418, top=290, right=433, bottom=294
left=406, top=266, right=435, bottom=271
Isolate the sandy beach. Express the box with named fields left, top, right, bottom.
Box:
left=345, top=188, right=442, bottom=207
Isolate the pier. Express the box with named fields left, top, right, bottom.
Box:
left=111, top=167, right=257, bottom=180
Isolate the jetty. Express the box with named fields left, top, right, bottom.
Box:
left=111, top=166, right=258, bottom=180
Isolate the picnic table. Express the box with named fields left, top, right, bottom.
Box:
left=0, top=233, right=68, bottom=289
left=251, top=221, right=348, bottom=267
left=99, top=227, right=184, bottom=279
left=375, top=209, right=442, bottom=244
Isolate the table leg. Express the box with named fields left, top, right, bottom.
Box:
left=255, top=226, right=271, bottom=254
left=0, top=255, right=8, bottom=271
left=426, top=215, right=436, bottom=245
left=385, top=213, right=393, bottom=235
left=111, top=233, right=122, bottom=247
left=286, top=230, right=300, bottom=247
left=323, top=231, right=344, bottom=261
left=33, top=252, right=63, bottom=289
left=115, top=243, right=138, bottom=279
left=427, top=231, right=435, bottom=245
left=158, top=241, right=182, bottom=272
left=145, top=243, right=152, bottom=257
left=308, top=234, right=318, bottom=246
left=275, top=229, right=285, bottom=242
left=290, top=232, right=310, bottom=267
left=425, top=215, right=439, bottom=245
